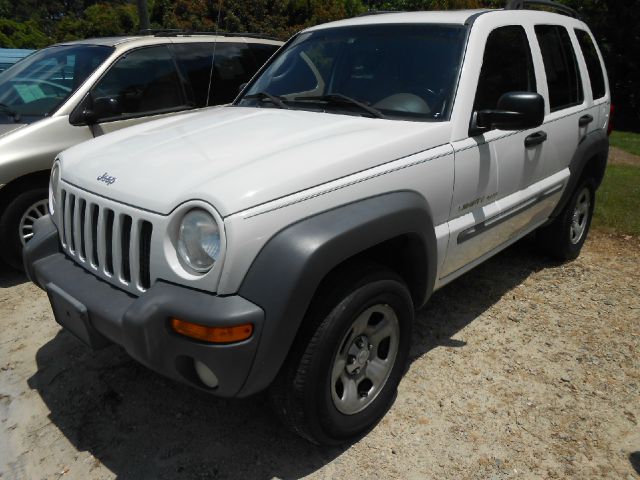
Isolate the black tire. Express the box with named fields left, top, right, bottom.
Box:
left=537, top=178, right=595, bottom=261
left=269, top=264, right=413, bottom=445
left=0, top=188, right=49, bottom=270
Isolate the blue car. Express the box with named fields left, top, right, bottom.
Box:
left=0, top=48, right=34, bottom=72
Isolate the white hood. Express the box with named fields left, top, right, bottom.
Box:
left=61, top=106, right=451, bottom=216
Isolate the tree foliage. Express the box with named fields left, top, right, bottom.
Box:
left=0, top=0, right=637, bottom=127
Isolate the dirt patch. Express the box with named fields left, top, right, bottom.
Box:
left=609, top=146, right=640, bottom=167
left=1, top=232, right=639, bottom=479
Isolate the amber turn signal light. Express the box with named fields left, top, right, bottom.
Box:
left=170, top=319, right=253, bottom=344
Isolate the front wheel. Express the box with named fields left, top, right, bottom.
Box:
left=538, top=178, right=595, bottom=261
left=269, top=266, right=413, bottom=445
left=0, top=188, right=49, bottom=270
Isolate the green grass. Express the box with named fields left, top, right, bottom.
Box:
left=609, top=131, right=640, bottom=156
left=593, top=164, right=640, bottom=236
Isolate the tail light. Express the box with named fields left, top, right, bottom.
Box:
left=607, top=104, right=614, bottom=136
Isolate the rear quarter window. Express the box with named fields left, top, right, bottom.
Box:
left=574, top=29, right=606, bottom=100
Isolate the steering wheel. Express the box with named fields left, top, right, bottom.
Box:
left=423, top=88, right=446, bottom=118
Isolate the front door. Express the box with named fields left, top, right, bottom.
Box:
left=442, top=24, right=550, bottom=279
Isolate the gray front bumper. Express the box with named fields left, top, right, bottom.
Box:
left=24, top=215, right=265, bottom=398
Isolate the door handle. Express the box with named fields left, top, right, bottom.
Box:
left=525, top=131, right=547, bottom=148
left=579, top=114, right=594, bottom=127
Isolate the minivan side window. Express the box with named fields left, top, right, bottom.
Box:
left=248, top=43, right=279, bottom=68
left=574, top=29, right=606, bottom=100
left=535, top=25, right=584, bottom=112
left=171, top=43, right=214, bottom=108
left=473, top=25, right=537, bottom=118
left=91, top=45, right=186, bottom=120
left=209, top=43, right=257, bottom=105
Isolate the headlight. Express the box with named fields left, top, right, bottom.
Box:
left=177, top=209, right=221, bottom=273
left=49, top=162, right=60, bottom=214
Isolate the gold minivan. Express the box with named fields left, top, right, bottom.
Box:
left=0, top=33, right=281, bottom=269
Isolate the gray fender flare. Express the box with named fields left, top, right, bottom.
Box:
left=548, top=129, right=608, bottom=221
left=237, top=190, right=437, bottom=397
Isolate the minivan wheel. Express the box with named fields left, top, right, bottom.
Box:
left=0, top=188, right=48, bottom=270
left=538, top=178, right=595, bottom=261
left=269, top=265, right=413, bottom=445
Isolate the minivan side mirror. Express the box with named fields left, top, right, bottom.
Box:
left=79, top=108, right=98, bottom=125
left=70, top=94, right=120, bottom=126
left=473, top=91, right=545, bottom=134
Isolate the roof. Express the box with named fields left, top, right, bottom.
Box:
left=304, top=10, right=491, bottom=31
left=55, top=35, right=282, bottom=49
left=304, top=7, right=585, bottom=32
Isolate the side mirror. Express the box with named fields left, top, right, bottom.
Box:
left=70, top=94, right=119, bottom=126
left=238, top=82, right=248, bottom=94
left=474, top=92, right=544, bottom=134
left=80, top=108, right=98, bottom=125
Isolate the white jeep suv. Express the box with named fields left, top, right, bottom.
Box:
left=25, top=1, right=611, bottom=445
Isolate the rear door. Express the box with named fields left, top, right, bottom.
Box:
left=533, top=24, right=590, bottom=182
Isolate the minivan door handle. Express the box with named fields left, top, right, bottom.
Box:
left=579, top=114, right=594, bottom=127
left=525, top=131, right=548, bottom=148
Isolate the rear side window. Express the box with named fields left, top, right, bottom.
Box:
left=575, top=29, right=606, bottom=100
left=473, top=25, right=537, bottom=113
left=209, top=43, right=258, bottom=105
left=535, top=25, right=583, bottom=112
left=249, top=43, right=279, bottom=68
left=171, top=43, right=214, bottom=108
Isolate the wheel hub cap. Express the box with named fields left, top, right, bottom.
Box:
left=569, top=188, right=591, bottom=245
left=331, top=304, right=400, bottom=415
left=19, top=199, right=49, bottom=246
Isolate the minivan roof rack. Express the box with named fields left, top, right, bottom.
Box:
left=505, top=0, right=580, bottom=19
left=138, top=29, right=279, bottom=41
left=357, top=10, right=403, bottom=17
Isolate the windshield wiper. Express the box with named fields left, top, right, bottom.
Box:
left=294, top=93, right=386, bottom=119
left=0, top=103, right=21, bottom=122
left=243, top=92, right=289, bottom=110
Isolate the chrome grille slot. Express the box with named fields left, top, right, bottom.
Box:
left=59, top=187, right=155, bottom=294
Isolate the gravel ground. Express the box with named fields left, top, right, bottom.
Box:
left=1, top=231, right=639, bottom=480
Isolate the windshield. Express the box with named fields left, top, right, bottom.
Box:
left=0, top=44, right=113, bottom=124
left=238, top=24, right=467, bottom=121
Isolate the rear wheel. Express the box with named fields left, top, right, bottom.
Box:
left=269, top=265, right=413, bottom=445
left=0, top=188, right=48, bottom=270
left=538, top=178, right=595, bottom=261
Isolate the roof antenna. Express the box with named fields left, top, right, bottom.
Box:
left=206, top=0, right=224, bottom=107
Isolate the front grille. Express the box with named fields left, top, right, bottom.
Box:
left=59, top=187, right=154, bottom=293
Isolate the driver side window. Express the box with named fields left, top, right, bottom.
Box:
left=90, top=46, right=186, bottom=121
left=473, top=26, right=537, bottom=117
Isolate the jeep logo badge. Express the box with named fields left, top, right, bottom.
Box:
left=97, top=172, right=117, bottom=185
